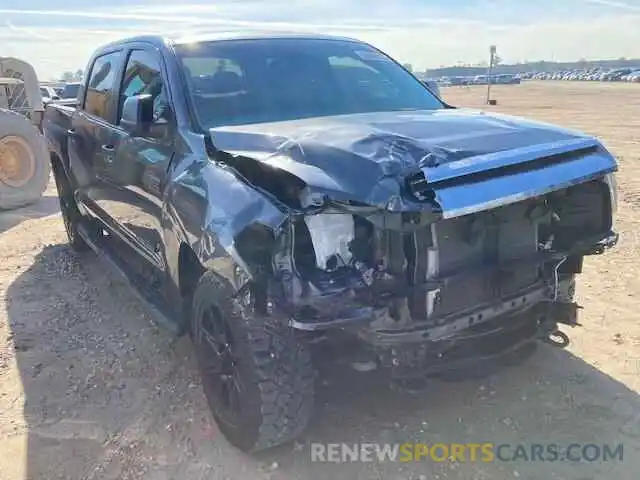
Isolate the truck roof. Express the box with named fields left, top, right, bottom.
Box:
left=171, top=32, right=360, bottom=45
left=94, top=32, right=364, bottom=53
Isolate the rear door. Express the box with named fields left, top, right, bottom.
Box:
left=70, top=49, right=125, bottom=222
left=98, top=47, right=175, bottom=270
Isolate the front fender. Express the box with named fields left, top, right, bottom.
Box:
left=165, top=159, right=287, bottom=295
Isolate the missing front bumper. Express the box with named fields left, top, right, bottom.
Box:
left=287, top=230, right=616, bottom=337
left=359, top=283, right=553, bottom=346
left=376, top=301, right=570, bottom=377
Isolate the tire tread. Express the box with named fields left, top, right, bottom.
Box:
left=192, top=271, right=315, bottom=452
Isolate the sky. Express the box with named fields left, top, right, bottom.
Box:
left=1, top=0, right=640, bottom=80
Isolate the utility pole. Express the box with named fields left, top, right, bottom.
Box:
left=486, top=45, right=496, bottom=104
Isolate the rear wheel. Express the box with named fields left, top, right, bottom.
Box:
left=190, top=271, right=315, bottom=452
left=52, top=161, right=89, bottom=252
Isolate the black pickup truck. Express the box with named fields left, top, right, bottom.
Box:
left=43, top=33, right=618, bottom=453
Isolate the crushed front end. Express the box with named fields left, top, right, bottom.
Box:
left=268, top=171, right=617, bottom=376
left=212, top=121, right=618, bottom=377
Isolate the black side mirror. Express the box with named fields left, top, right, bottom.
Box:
left=121, top=94, right=154, bottom=136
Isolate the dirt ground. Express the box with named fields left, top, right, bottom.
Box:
left=1, top=81, right=640, bottom=480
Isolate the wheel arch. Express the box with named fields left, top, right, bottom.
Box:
left=177, top=220, right=279, bottom=327
left=50, top=151, right=64, bottom=174
left=177, top=242, right=205, bottom=303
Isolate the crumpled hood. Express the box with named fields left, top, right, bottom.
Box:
left=209, top=109, right=616, bottom=215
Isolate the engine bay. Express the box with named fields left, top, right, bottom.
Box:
left=269, top=178, right=614, bottom=340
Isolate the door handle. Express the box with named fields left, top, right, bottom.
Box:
left=67, top=128, right=76, bottom=136
left=102, top=145, right=115, bottom=164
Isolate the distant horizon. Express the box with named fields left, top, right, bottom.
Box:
left=423, top=56, right=640, bottom=74
left=430, top=56, right=640, bottom=68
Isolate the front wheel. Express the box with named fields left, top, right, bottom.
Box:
left=190, top=271, right=315, bottom=452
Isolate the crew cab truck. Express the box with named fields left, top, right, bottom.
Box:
left=43, top=34, right=618, bottom=453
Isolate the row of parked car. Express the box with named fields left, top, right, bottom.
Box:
left=425, top=67, right=640, bottom=87
left=38, top=82, right=81, bottom=104
left=519, top=67, right=640, bottom=82
left=428, top=74, right=522, bottom=87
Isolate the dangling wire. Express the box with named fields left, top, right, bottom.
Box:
left=552, top=257, right=567, bottom=301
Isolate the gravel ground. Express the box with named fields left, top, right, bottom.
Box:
left=1, top=81, right=640, bottom=480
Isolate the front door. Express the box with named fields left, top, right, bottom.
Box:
left=99, top=47, right=175, bottom=270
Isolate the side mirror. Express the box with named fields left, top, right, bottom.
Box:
left=121, top=94, right=154, bottom=136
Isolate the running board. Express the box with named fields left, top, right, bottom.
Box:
left=76, top=223, right=182, bottom=336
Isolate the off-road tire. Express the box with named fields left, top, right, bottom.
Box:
left=0, top=109, right=50, bottom=210
left=190, top=271, right=315, bottom=452
left=51, top=160, right=89, bottom=252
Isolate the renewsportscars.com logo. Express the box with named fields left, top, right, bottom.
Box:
left=310, top=443, right=624, bottom=463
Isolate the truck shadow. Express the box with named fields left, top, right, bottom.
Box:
left=0, top=195, right=60, bottom=234
left=5, top=245, right=640, bottom=479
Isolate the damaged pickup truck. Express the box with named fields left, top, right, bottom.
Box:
left=43, top=34, right=618, bottom=453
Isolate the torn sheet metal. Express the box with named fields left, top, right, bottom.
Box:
left=169, top=161, right=287, bottom=262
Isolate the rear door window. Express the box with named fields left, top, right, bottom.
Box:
left=83, top=51, right=123, bottom=122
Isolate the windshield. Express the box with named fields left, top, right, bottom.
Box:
left=62, top=84, right=80, bottom=99
left=175, top=38, right=443, bottom=128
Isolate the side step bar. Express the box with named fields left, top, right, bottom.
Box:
left=76, top=223, right=183, bottom=335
